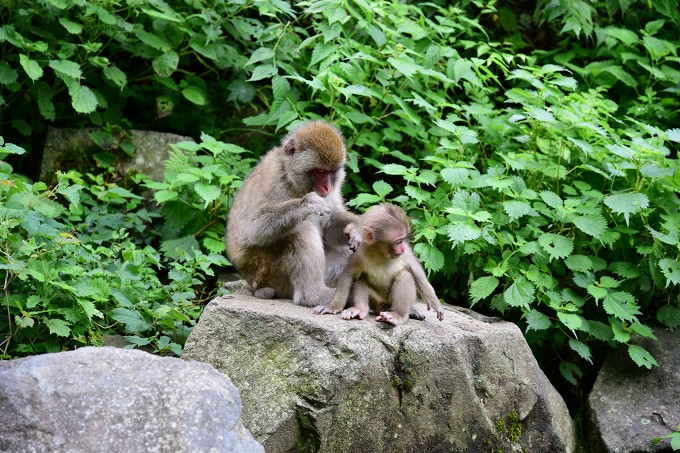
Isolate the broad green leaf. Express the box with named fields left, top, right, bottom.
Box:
left=343, top=110, right=374, bottom=124
left=50, top=59, right=82, bottom=79
left=630, top=323, right=657, bottom=340
left=154, top=190, right=178, bottom=203
left=538, top=233, right=573, bottom=261
left=44, top=318, right=71, bottom=337
left=539, top=190, right=563, bottom=209
left=603, top=192, right=649, bottom=225
left=528, top=107, right=555, bottom=123
left=603, top=27, right=638, bottom=45
left=643, top=35, right=672, bottom=60
left=77, top=300, right=103, bottom=320
left=182, top=86, right=207, bottom=105
left=666, top=128, right=680, bottom=142
left=587, top=284, right=607, bottom=300
left=453, top=59, right=482, bottom=86
left=557, top=312, right=583, bottom=332
left=525, top=309, right=552, bottom=331
left=59, top=18, right=83, bottom=34
left=68, top=83, right=98, bottom=114
left=447, top=223, right=481, bottom=245
left=348, top=193, right=381, bottom=207
left=503, top=200, right=533, bottom=221
left=248, top=64, right=278, bottom=82
left=587, top=320, right=613, bottom=341
left=658, top=259, right=680, bottom=286
left=195, top=183, right=220, bottom=207
left=603, top=291, right=640, bottom=322
left=36, top=82, right=56, bottom=120
left=152, top=51, right=179, bottom=77
left=469, top=275, right=499, bottom=304
left=609, top=262, right=641, bottom=279
left=413, top=243, right=444, bottom=274
left=599, top=276, right=621, bottom=289
left=372, top=180, right=392, bottom=198
left=628, top=344, right=657, bottom=369
left=572, top=214, right=607, bottom=239
left=441, top=168, right=470, bottom=186
left=203, top=237, right=225, bottom=254
left=272, top=76, right=290, bottom=99
left=135, top=29, right=172, bottom=51
left=559, top=361, right=582, bottom=385
left=602, top=66, right=637, bottom=87
left=19, top=54, right=43, bottom=81
left=388, top=56, right=420, bottom=78
left=109, top=308, right=152, bottom=333
left=565, top=255, right=592, bottom=272
left=504, top=278, right=535, bottom=309
left=657, top=305, right=680, bottom=330
left=245, top=47, right=275, bottom=67
left=569, top=338, right=592, bottom=363
left=381, top=163, right=408, bottom=176
left=338, top=85, right=377, bottom=99
left=611, top=318, right=630, bottom=343
left=103, top=65, right=127, bottom=89
left=310, top=43, right=336, bottom=67
left=0, top=61, right=18, bottom=85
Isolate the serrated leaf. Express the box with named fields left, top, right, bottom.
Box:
left=587, top=320, right=613, bottom=341
left=388, top=55, right=420, bottom=78
left=666, top=128, right=680, bottom=142
left=504, top=278, right=535, bottom=309
left=109, top=308, right=152, bottom=333
left=0, top=61, right=18, bottom=85
left=135, top=29, right=172, bottom=51
left=338, top=84, right=377, bottom=100
left=658, top=259, right=680, bottom=286
left=310, top=43, right=336, bottom=67
left=36, top=82, right=56, bottom=120
left=103, top=65, right=127, bottom=89
left=447, top=222, right=481, bottom=245
left=413, top=242, right=444, bottom=274
left=528, top=107, right=555, bottom=123
left=611, top=318, right=630, bottom=343
left=572, top=213, right=607, bottom=239
left=44, top=318, right=71, bottom=337
left=19, top=54, right=43, bottom=81
left=203, top=237, right=225, bottom=254
left=154, top=190, right=178, bottom=203
left=559, top=361, right=582, bottom=385
left=603, top=192, right=649, bottom=226
left=538, top=233, right=573, bottom=262
left=569, top=338, right=592, bottom=363
left=628, top=344, right=657, bottom=369
left=248, top=64, right=278, bottom=82
left=603, top=291, right=640, bottom=322
left=441, top=168, right=470, bottom=186
left=558, top=312, right=583, bottom=332
left=272, top=76, right=290, bottom=99
left=609, top=261, right=641, bottom=279
left=182, top=85, right=207, bottom=106
left=347, top=193, right=381, bottom=208
left=503, top=200, right=533, bottom=221
left=77, top=299, right=103, bottom=320
left=372, top=180, right=392, bottom=198
left=539, top=190, right=563, bottom=208
left=57, top=184, right=82, bottom=208
left=469, top=275, right=499, bottom=304
left=245, top=47, right=275, bottom=67
left=152, top=51, right=179, bottom=77
left=630, top=323, right=657, bottom=340
left=657, top=305, right=680, bottom=330
left=587, top=284, right=608, bottom=300
left=525, top=309, right=552, bottom=331
left=49, top=59, right=82, bottom=79
left=565, top=255, right=592, bottom=272
left=195, top=183, right=220, bottom=207
left=68, top=84, right=98, bottom=114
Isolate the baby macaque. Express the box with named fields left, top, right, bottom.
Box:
left=314, top=204, right=444, bottom=325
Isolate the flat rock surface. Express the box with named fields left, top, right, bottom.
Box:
left=183, top=295, right=575, bottom=452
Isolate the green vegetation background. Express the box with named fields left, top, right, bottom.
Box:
left=1, top=0, right=679, bottom=418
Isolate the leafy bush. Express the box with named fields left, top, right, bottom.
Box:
left=0, top=135, right=248, bottom=358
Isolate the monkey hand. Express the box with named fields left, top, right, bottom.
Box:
left=343, top=222, right=362, bottom=252
left=427, top=299, right=445, bottom=321
left=313, top=305, right=341, bottom=315
left=302, top=192, right=332, bottom=216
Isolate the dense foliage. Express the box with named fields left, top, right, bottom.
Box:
left=1, top=0, right=679, bottom=397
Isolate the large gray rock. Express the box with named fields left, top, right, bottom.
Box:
left=587, top=328, right=680, bottom=452
left=40, top=127, right=193, bottom=182
left=182, top=295, right=575, bottom=452
left=0, top=347, right=263, bottom=453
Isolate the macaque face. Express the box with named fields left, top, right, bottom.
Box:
left=311, top=168, right=336, bottom=198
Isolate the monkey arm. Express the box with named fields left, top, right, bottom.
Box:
left=323, top=210, right=360, bottom=249
left=409, top=258, right=445, bottom=321
left=313, top=265, right=355, bottom=314
left=247, top=193, right=331, bottom=245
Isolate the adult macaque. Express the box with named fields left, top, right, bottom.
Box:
left=226, top=120, right=358, bottom=306
left=313, top=204, right=444, bottom=325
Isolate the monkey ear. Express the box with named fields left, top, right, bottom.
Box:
left=284, top=138, right=296, bottom=155
left=362, top=226, right=375, bottom=245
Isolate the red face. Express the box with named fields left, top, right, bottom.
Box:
left=311, top=169, right=334, bottom=198
left=390, top=237, right=406, bottom=258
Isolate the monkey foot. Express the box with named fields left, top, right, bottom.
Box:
left=313, top=305, right=341, bottom=315
left=375, top=311, right=408, bottom=326
left=341, top=307, right=368, bottom=320
left=253, top=287, right=276, bottom=299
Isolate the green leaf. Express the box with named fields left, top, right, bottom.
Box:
left=666, top=128, right=680, bottom=142
left=538, top=233, right=573, bottom=262
left=658, top=259, right=680, bottom=286
left=68, top=83, right=98, bottom=114
left=603, top=192, right=649, bottom=226
left=539, top=190, right=563, bottom=209
left=49, top=59, right=82, bottom=79
left=182, top=85, right=207, bottom=105
left=569, top=339, right=592, bottom=363
left=572, top=214, right=607, bottom=239
left=248, top=64, right=278, bottom=81
left=602, top=66, right=637, bottom=87
left=503, top=200, right=533, bottom=221
left=347, top=193, right=381, bottom=208
left=195, top=183, right=221, bottom=207
left=59, top=18, right=83, bottom=34
left=559, top=361, right=582, bottom=385
left=447, top=222, right=481, bottom=245
left=135, top=29, right=172, bottom=51
left=611, top=318, right=630, bottom=343
left=245, top=47, right=275, bottom=67
left=19, top=54, right=43, bottom=81
left=77, top=300, right=103, bottom=320
left=557, top=312, right=584, bottom=332
left=154, top=190, right=178, bottom=203
left=388, top=55, right=419, bottom=78
left=372, top=180, right=392, bottom=198
left=44, top=318, right=71, bottom=337
left=109, top=308, right=152, bottom=333
left=603, top=291, right=640, bottom=322
left=628, top=344, right=657, bottom=369
left=657, top=305, right=680, bottom=330
left=469, top=275, right=499, bottom=304
left=630, top=323, right=657, bottom=340
left=381, top=164, right=409, bottom=175
left=153, top=51, right=179, bottom=77
left=0, top=61, right=18, bottom=85
left=504, top=278, right=535, bottom=309
left=413, top=243, right=444, bottom=274
left=525, top=309, right=552, bottom=331
left=103, top=65, right=127, bottom=89
left=565, top=255, right=592, bottom=273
